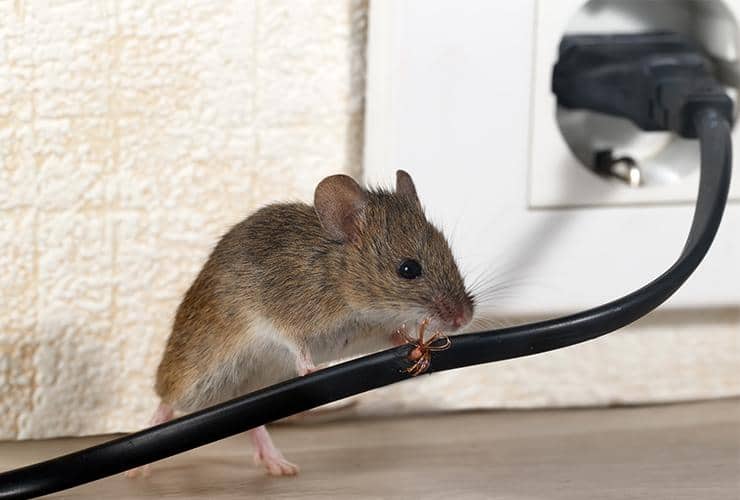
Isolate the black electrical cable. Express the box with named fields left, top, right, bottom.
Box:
left=0, top=106, right=731, bottom=500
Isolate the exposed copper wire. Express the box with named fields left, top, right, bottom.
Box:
left=395, top=318, right=451, bottom=376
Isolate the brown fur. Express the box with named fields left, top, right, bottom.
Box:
left=155, top=171, right=473, bottom=413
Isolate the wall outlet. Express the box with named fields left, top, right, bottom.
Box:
left=364, top=0, right=739, bottom=316
left=531, top=0, right=740, bottom=208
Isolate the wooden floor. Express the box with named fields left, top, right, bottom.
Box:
left=1, top=399, right=739, bottom=499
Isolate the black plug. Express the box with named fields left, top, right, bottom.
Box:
left=552, top=32, right=734, bottom=138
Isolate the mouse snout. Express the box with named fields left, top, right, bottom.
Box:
left=451, top=306, right=471, bottom=328
left=435, top=297, right=473, bottom=330
left=453, top=300, right=473, bottom=328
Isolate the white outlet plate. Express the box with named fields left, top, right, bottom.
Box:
left=364, top=0, right=739, bottom=316
left=530, top=0, right=740, bottom=208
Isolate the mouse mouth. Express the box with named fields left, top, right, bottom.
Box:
left=426, top=312, right=464, bottom=334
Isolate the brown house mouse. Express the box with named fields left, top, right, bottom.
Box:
left=126, top=170, right=474, bottom=477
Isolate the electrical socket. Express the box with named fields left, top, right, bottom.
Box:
left=530, top=0, right=740, bottom=208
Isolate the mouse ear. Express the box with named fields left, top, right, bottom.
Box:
left=396, top=170, right=419, bottom=202
left=314, top=174, right=368, bottom=243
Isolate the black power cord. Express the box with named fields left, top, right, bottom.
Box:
left=0, top=32, right=733, bottom=499
left=552, top=32, right=734, bottom=138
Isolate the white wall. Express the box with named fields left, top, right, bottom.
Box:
left=361, top=0, right=740, bottom=414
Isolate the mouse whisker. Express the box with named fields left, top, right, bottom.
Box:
left=464, top=260, right=517, bottom=289
left=465, top=313, right=518, bottom=332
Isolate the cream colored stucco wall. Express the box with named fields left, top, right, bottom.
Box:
left=0, top=0, right=367, bottom=439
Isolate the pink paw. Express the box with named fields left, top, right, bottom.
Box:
left=296, top=355, right=317, bottom=377
left=253, top=450, right=300, bottom=476
left=301, top=365, right=317, bottom=376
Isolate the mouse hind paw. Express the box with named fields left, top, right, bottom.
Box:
left=249, top=425, right=299, bottom=476
left=124, top=401, right=175, bottom=479
left=253, top=451, right=300, bottom=476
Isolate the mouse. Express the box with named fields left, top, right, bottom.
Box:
left=125, top=170, right=474, bottom=478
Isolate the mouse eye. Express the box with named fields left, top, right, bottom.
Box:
left=398, top=259, right=422, bottom=280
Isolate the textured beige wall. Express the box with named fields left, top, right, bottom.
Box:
left=0, top=0, right=367, bottom=439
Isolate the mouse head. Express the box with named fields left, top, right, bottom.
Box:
left=314, top=170, right=474, bottom=333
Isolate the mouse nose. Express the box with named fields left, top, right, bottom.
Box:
left=452, top=309, right=470, bottom=328
left=450, top=301, right=473, bottom=329
left=435, top=297, right=473, bottom=330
